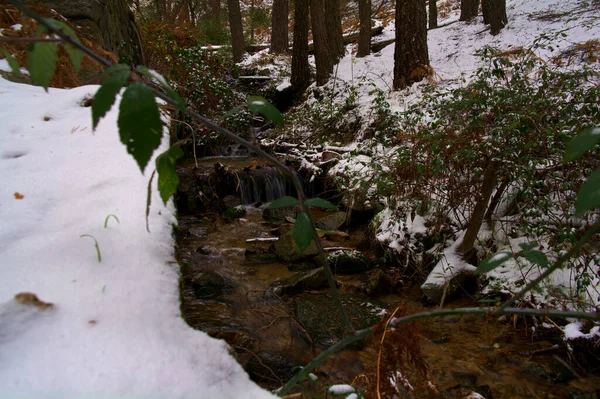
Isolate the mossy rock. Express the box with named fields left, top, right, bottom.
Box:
left=327, top=249, right=374, bottom=275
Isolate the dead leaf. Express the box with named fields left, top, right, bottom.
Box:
left=13, top=192, right=24, bottom=199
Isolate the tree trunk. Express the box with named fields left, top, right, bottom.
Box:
left=393, top=0, right=429, bottom=91
left=210, top=0, right=221, bottom=22
left=227, top=0, right=245, bottom=62
left=357, top=0, right=371, bottom=57
left=310, top=0, right=333, bottom=86
left=481, top=0, right=491, bottom=24
left=429, top=0, right=438, bottom=29
left=155, top=0, right=167, bottom=20
left=458, top=161, right=498, bottom=256
left=271, top=0, right=289, bottom=53
left=291, top=0, right=311, bottom=89
left=324, top=0, right=344, bottom=62
left=488, top=0, right=507, bottom=35
left=459, top=0, right=479, bottom=21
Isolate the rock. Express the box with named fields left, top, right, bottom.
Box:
left=273, top=224, right=318, bottom=262
left=267, top=267, right=327, bottom=297
left=293, top=294, right=387, bottom=348
left=191, top=271, right=234, bottom=299
left=360, top=269, right=395, bottom=296
left=263, top=206, right=299, bottom=224
left=327, top=250, right=374, bottom=275
left=316, top=211, right=347, bottom=231
left=36, top=0, right=143, bottom=64
left=176, top=167, right=206, bottom=215
left=223, top=205, right=246, bottom=221
left=420, top=271, right=477, bottom=305
left=245, top=247, right=279, bottom=264
left=245, top=351, right=298, bottom=384
left=223, top=195, right=242, bottom=209
left=288, top=261, right=319, bottom=271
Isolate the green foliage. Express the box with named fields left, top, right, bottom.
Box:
left=476, top=252, right=512, bottom=274
left=92, top=65, right=131, bottom=130
left=575, top=167, right=600, bottom=214
left=156, top=146, right=184, bottom=205
left=246, top=96, right=284, bottom=126
left=566, top=127, right=600, bottom=161
left=268, top=196, right=299, bottom=208
left=104, top=214, right=120, bottom=228
left=27, top=41, right=58, bottom=91
left=304, top=197, right=338, bottom=210
left=0, top=49, right=21, bottom=76
left=117, top=82, right=163, bottom=173
left=136, top=66, right=186, bottom=111
left=80, top=234, right=102, bottom=262
left=292, top=212, right=313, bottom=253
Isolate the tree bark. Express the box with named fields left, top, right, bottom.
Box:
left=210, top=0, right=221, bottom=22
left=324, top=0, right=344, bottom=62
left=310, top=0, right=333, bottom=86
left=291, top=0, right=310, bottom=89
left=271, top=0, right=289, bottom=53
left=488, top=0, right=507, bottom=35
left=227, top=0, right=245, bottom=62
left=429, top=0, right=438, bottom=29
left=458, top=161, right=498, bottom=256
left=481, top=0, right=491, bottom=24
left=393, top=0, right=429, bottom=91
left=357, top=0, right=371, bottom=57
left=459, top=0, right=479, bottom=21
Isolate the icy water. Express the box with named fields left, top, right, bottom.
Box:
left=177, top=204, right=599, bottom=398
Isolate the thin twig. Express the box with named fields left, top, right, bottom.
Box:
left=0, top=37, right=62, bottom=43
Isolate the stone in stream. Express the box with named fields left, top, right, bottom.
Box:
left=287, top=261, right=319, bottom=271
left=191, top=271, right=234, bottom=299
left=267, top=267, right=327, bottom=297
left=272, top=224, right=318, bottom=262
left=316, top=211, right=347, bottom=231
left=263, top=206, right=299, bottom=224
left=223, top=205, right=246, bottom=221
left=293, top=294, right=387, bottom=348
left=223, top=195, right=242, bottom=209
left=327, top=249, right=374, bottom=275
left=245, top=247, right=279, bottom=264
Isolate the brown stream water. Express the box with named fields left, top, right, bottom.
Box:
left=176, top=202, right=599, bottom=398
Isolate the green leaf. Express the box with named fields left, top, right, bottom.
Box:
left=156, top=146, right=184, bottom=205
left=92, top=68, right=130, bottom=130
left=136, top=66, right=186, bottom=110
left=268, top=196, right=299, bottom=209
left=102, top=63, right=131, bottom=77
left=247, top=96, right=284, bottom=126
left=118, top=82, right=163, bottom=173
left=0, top=49, right=21, bottom=76
left=304, top=197, right=338, bottom=210
left=146, top=169, right=156, bottom=233
left=566, top=127, right=600, bottom=161
left=518, top=242, right=538, bottom=252
left=475, top=252, right=512, bottom=274
left=521, top=250, right=549, bottom=268
left=27, top=41, right=58, bottom=91
left=575, top=167, right=600, bottom=215
left=48, top=20, right=83, bottom=72
left=292, top=212, right=313, bottom=253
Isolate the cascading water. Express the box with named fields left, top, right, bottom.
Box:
left=238, top=167, right=290, bottom=204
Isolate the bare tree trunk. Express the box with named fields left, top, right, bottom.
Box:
left=481, top=0, right=491, bottom=24
left=458, top=161, right=498, bottom=256
left=324, top=0, right=344, bottom=62
left=210, top=0, right=221, bottom=22
left=357, top=0, right=371, bottom=57
left=393, top=0, right=429, bottom=90
left=311, top=0, right=333, bottom=85
left=227, top=0, right=245, bottom=62
left=271, top=0, right=289, bottom=53
left=459, top=0, right=479, bottom=21
left=291, top=0, right=310, bottom=89
left=429, top=0, right=438, bottom=29
left=488, top=0, right=507, bottom=35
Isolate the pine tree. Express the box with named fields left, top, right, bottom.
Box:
left=325, top=0, right=344, bottom=61
left=310, top=0, right=333, bottom=85
left=487, top=0, right=507, bottom=35
left=459, top=0, right=480, bottom=21
left=429, top=0, right=438, bottom=29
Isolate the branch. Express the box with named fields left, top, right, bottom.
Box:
left=0, top=37, right=62, bottom=43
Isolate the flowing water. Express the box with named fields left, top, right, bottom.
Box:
left=176, top=159, right=599, bottom=398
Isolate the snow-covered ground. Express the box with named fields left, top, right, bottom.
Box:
left=0, top=64, right=275, bottom=398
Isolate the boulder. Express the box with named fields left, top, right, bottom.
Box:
left=245, top=247, right=279, bottom=264
left=327, top=250, right=374, bottom=275
left=273, top=224, right=318, bottom=262
left=267, top=267, right=327, bottom=297
left=223, top=195, right=242, bottom=209
left=191, top=271, right=234, bottom=299
left=223, top=205, right=246, bottom=221
left=316, top=211, right=347, bottom=231
left=263, top=206, right=299, bottom=224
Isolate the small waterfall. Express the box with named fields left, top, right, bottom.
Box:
left=238, top=167, right=292, bottom=204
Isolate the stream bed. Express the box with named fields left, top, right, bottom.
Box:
left=175, top=159, right=599, bottom=398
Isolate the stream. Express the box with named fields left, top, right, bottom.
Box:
left=175, top=157, right=599, bottom=398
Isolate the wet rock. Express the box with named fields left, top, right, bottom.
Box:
left=293, top=294, right=387, bottom=348
left=420, top=271, right=477, bottom=305
left=316, top=211, right=347, bottom=231
left=191, top=271, right=234, bottom=299
left=273, top=224, right=318, bottom=262
left=263, top=206, right=299, bottom=224
left=223, top=205, right=246, bottom=221
left=288, top=261, right=319, bottom=271
left=223, top=195, right=242, bottom=209
left=245, top=351, right=298, bottom=385
left=360, top=269, right=395, bottom=296
left=267, top=267, right=327, bottom=296
left=245, top=247, right=279, bottom=264
left=327, top=249, right=374, bottom=275
left=176, top=167, right=206, bottom=215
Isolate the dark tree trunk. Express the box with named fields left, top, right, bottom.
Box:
left=429, top=0, right=438, bottom=29
left=459, top=0, right=479, bottom=21
left=227, top=0, right=245, bottom=62
left=481, top=0, right=491, bottom=24
left=357, top=0, right=371, bottom=57
left=210, top=0, right=221, bottom=22
left=271, top=0, right=289, bottom=53
left=310, top=0, right=333, bottom=86
left=393, top=0, right=429, bottom=91
left=324, top=0, right=344, bottom=62
left=488, top=0, right=507, bottom=35
left=291, top=0, right=310, bottom=89
left=155, top=0, right=167, bottom=19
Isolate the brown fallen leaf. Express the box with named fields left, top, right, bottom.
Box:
left=14, top=292, right=54, bottom=310
left=14, top=192, right=24, bottom=199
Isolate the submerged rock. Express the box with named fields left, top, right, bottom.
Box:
left=327, top=249, right=374, bottom=275
left=267, top=267, right=327, bottom=296
left=191, top=271, right=234, bottom=299
left=316, top=211, right=347, bottom=231
left=263, top=206, right=299, bottom=224
left=273, top=224, right=318, bottom=262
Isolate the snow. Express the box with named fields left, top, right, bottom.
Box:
left=0, top=77, right=275, bottom=398
left=328, top=384, right=355, bottom=395
left=421, top=231, right=477, bottom=288
left=564, top=321, right=600, bottom=340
